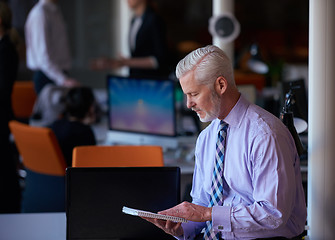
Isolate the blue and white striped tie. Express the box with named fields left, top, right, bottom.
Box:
left=204, top=121, right=229, bottom=240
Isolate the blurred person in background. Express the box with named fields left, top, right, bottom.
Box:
left=49, top=86, right=97, bottom=167
left=0, top=1, right=21, bottom=213
left=91, top=0, right=170, bottom=78
left=25, top=0, right=79, bottom=95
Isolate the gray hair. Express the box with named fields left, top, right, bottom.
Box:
left=175, top=45, right=235, bottom=88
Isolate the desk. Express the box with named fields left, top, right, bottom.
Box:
left=0, top=212, right=66, bottom=240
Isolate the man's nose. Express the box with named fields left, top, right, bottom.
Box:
left=186, top=97, right=194, bottom=109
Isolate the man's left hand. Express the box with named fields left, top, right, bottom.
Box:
left=159, top=201, right=212, bottom=222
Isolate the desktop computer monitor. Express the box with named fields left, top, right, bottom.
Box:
left=106, top=75, right=178, bottom=148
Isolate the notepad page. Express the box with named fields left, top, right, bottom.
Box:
left=122, top=206, right=188, bottom=223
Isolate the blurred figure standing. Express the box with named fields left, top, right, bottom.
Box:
left=91, top=0, right=170, bottom=78
left=0, top=1, right=21, bottom=213
left=25, top=0, right=79, bottom=95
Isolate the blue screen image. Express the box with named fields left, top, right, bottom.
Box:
left=108, top=76, right=176, bottom=136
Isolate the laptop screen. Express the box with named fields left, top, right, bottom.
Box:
left=107, top=75, right=176, bottom=137
left=66, top=167, right=180, bottom=240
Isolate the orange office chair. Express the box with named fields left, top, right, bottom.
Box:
left=9, top=120, right=67, bottom=213
left=11, top=81, right=37, bottom=121
left=72, top=145, right=164, bottom=167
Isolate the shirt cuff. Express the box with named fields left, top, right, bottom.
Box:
left=212, top=205, right=231, bottom=232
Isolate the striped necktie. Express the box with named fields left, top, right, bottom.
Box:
left=204, top=121, right=229, bottom=240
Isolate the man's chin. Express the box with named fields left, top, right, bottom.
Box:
left=198, top=114, right=215, bottom=123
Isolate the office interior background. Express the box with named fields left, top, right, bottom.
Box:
left=10, top=0, right=335, bottom=238
left=10, top=0, right=308, bottom=91
left=8, top=0, right=309, bottom=171
left=8, top=0, right=308, bottom=214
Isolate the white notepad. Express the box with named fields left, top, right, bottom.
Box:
left=122, top=206, right=188, bottom=223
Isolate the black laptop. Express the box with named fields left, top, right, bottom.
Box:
left=66, top=167, right=180, bottom=240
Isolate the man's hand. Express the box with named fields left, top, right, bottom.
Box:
left=142, top=202, right=212, bottom=237
left=159, top=201, right=212, bottom=222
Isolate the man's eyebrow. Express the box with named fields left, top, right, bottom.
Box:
left=185, top=90, right=197, bottom=95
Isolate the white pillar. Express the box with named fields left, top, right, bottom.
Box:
left=212, top=0, right=234, bottom=61
left=111, top=0, right=131, bottom=76
left=308, top=0, right=335, bottom=239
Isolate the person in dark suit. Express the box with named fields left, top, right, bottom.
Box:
left=0, top=2, right=21, bottom=213
left=91, top=0, right=170, bottom=78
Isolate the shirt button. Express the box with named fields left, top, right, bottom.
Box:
left=218, top=225, right=224, bottom=230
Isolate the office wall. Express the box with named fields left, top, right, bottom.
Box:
left=60, top=0, right=113, bottom=88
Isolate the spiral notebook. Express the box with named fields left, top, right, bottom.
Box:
left=122, top=206, right=188, bottom=223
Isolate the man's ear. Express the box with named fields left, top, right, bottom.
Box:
left=215, top=76, right=228, bottom=95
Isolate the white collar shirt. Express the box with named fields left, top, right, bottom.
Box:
left=25, top=0, right=71, bottom=85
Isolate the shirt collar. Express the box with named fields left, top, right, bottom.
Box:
left=223, top=94, right=250, bottom=129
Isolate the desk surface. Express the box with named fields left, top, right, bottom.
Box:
left=0, top=212, right=66, bottom=240
left=90, top=115, right=197, bottom=175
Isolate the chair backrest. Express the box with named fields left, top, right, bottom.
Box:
left=72, top=145, right=164, bottom=167
left=9, top=120, right=66, bottom=176
left=11, top=81, right=37, bottom=119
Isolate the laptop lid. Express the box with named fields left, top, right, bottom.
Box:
left=66, top=167, right=180, bottom=240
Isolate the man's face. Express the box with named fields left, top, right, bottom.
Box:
left=180, top=71, right=221, bottom=122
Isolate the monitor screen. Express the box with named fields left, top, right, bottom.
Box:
left=107, top=75, right=176, bottom=137
left=66, top=167, right=180, bottom=240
